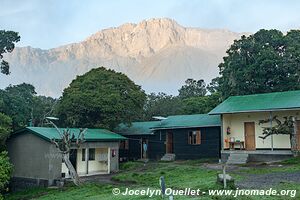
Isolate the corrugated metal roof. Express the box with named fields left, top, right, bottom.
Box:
left=115, top=121, right=161, bottom=135
left=151, top=114, right=221, bottom=130
left=209, top=90, right=300, bottom=115
left=14, top=127, right=126, bottom=142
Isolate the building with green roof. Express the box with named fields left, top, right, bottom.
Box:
left=116, top=114, right=221, bottom=161
left=115, top=121, right=161, bottom=161
left=151, top=114, right=221, bottom=130
left=7, top=127, right=126, bottom=189
left=209, top=90, right=298, bottom=163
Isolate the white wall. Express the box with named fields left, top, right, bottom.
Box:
left=76, top=148, right=108, bottom=175
left=222, top=109, right=300, bottom=149
left=88, top=148, right=108, bottom=173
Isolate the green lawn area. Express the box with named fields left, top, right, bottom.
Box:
left=5, top=158, right=300, bottom=200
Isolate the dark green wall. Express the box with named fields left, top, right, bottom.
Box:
left=120, top=126, right=221, bottom=160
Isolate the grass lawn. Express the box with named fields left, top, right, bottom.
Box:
left=5, top=158, right=300, bottom=200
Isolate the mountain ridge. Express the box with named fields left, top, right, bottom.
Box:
left=1, top=18, right=247, bottom=97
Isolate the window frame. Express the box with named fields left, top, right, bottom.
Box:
left=89, top=148, right=95, bottom=161
left=82, top=149, right=86, bottom=161
left=119, top=140, right=129, bottom=150
left=188, top=130, right=201, bottom=145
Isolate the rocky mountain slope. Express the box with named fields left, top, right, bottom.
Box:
left=1, top=18, right=245, bottom=97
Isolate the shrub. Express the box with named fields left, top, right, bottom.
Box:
left=0, top=151, right=13, bottom=198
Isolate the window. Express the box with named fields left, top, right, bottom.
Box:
left=188, top=131, right=201, bottom=145
left=119, top=140, right=129, bottom=150
left=89, top=148, right=95, bottom=161
left=82, top=149, right=86, bottom=161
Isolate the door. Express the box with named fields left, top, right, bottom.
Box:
left=244, top=122, right=256, bottom=150
left=141, top=139, right=148, bottom=159
left=166, top=132, right=173, bottom=153
left=69, top=149, right=77, bottom=171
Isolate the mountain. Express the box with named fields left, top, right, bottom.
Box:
left=1, top=18, right=246, bottom=97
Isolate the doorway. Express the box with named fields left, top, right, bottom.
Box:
left=244, top=122, right=256, bottom=150
left=166, top=132, right=173, bottom=153
left=141, top=139, right=148, bottom=159
left=69, top=149, right=77, bottom=171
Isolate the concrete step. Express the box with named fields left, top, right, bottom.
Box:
left=227, top=153, right=248, bottom=165
left=161, top=153, right=176, bottom=161
left=228, top=154, right=249, bottom=158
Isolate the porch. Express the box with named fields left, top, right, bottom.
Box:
left=62, top=147, right=111, bottom=178
left=221, top=149, right=293, bottom=163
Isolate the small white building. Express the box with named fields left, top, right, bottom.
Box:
left=209, top=90, right=300, bottom=162
left=7, top=127, right=126, bottom=189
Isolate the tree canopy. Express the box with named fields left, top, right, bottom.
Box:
left=218, top=29, right=300, bottom=99
left=181, top=93, right=221, bottom=115
left=56, top=67, right=146, bottom=129
left=143, top=93, right=182, bottom=120
left=0, top=83, right=56, bottom=130
left=0, top=30, right=20, bottom=75
left=178, top=78, right=207, bottom=99
left=0, top=83, right=36, bottom=130
left=143, top=79, right=221, bottom=120
left=0, top=113, right=12, bottom=150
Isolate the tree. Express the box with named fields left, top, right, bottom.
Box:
left=0, top=83, right=55, bottom=130
left=207, top=77, right=220, bottom=94
left=0, top=151, right=12, bottom=199
left=259, top=116, right=298, bottom=156
left=32, top=96, right=57, bottom=127
left=218, top=29, right=300, bottom=99
left=0, top=83, right=36, bottom=130
left=0, top=30, right=20, bottom=75
left=49, top=119, right=86, bottom=186
left=181, top=93, right=221, bottom=114
left=178, top=79, right=207, bottom=99
left=0, top=113, right=12, bottom=150
left=56, top=67, right=146, bottom=129
left=143, top=93, right=183, bottom=120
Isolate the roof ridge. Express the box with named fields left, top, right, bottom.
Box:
left=167, top=113, right=210, bottom=117
left=209, top=90, right=300, bottom=115
left=228, top=89, right=300, bottom=98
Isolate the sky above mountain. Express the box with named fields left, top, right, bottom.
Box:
left=1, top=0, right=300, bottom=49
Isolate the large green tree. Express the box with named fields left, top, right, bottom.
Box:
left=218, top=29, right=300, bottom=99
left=0, top=83, right=36, bottom=130
left=0, top=30, right=20, bottom=75
left=56, top=67, right=146, bottom=129
left=0, top=83, right=55, bottom=130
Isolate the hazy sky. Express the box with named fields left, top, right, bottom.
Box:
left=1, top=0, right=300, bottom=49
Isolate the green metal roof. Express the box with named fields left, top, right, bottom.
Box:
left=151, top=114, right=221, bottom=130
left=209, top=90, right=300, bottom=115
left=115, top=121, right=161, bottom=135
left=14, top=127, right=126, bottom=142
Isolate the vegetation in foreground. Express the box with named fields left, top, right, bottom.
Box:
left=5, top=158, right=300, bottom=200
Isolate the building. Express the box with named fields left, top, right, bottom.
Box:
left=115, top=121, right=161, bottom=161
left=7, top=127, right=126, bottom=189
left=116, top=114, right=221, bottom=160
left=209, top=90, right=300, bottom=162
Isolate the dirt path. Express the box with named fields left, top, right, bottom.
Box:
left=80, top=174, right=119, bottom=185
left=202, top=162, right=300, bottom=189
left=236, top=171, right=300, bottom=189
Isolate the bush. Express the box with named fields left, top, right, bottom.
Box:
left=0, top=151, right=13, bottom=197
